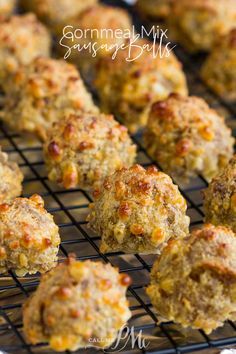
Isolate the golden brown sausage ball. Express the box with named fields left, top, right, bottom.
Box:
left=0, top=148, right=23, bottom=203
left=21, top=0, right=98, bottom=34
left=23, top=257, right=131, bottom=351
left=0, top=0, right=16, bottom=17
left=58, top=4, right=133, bottom=77
left=43, top=112, right=136, bottom=190
left=1, top=57, right=97, bottom=141
left=88, top=164, right=190, bottom=254
left=144, top=94, right=234, bottom=183
left=201, top=29, right=236, bottom=102
left=0, top=14, right=51, bottom=85
left=95, top=39, right=188, bottom=133
left=204, top=155, right=236, bottom=232
left=147, top=224, right=236, bottom=334
left=136, top=0, right=173, bottom=19
left=0, top=194, right=60, bottom=276
left=168, top=0, right=236, bottom=52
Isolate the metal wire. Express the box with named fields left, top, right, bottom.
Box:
left=0, top=1, right=236, bottom=353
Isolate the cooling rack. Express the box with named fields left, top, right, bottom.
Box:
left=0, top=1, right=236, bottom=353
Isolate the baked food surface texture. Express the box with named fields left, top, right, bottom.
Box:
left=88, top=164, right=190, bottom=254
left=23, top=258, right=131, bottom=351
left=147, top=224, right=236, bottom=334
left=58, top=4, right=133, bottom=77
left=0, top=148, right=23, bottom=203
left=136, top=0, right=173, bottom=19
left=43, top=112, right=136, bottom=190
left=204, top=155, right=236, bottom=232
left=0, top=14, right=51, bottom=84
left=0, top=194, right=60, bottom=276
left=201, top=29, right=236, bottom=102
left=168, top=0, right=236, bottom=52
left=21, top=0, right=98, bottom=33
left=95, top=39, right=188, bottom=133
left=144, top=94, right=234, bottom=183
left=1, top=57, right=97, bottom=141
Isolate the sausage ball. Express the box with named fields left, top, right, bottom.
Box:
left=147, top=224, right=236, bottom=334
left=58, top=4, right=133, bottom=77
left=136, top=0, right=173, bottom=19
left=95, top=39, right=188, bottom=133
left=23, top=257, right=131, bottom=351
left=88, top=164, right=190, bottom=254
left=20, top=0, right=98, bottom=34
left=0, top=194, right=60, bottom=276
left=144, top=94, right=234, bottom=183
left=0, top=0, right=16, bottom=16
left=204, top=155, right=236, bottom=232
left=43, top=112, right=136, bottom=190
left=201, top=29, right=236, bottom=102
left=0, top=148, right=23, bottom=203
left=168, top=0, right=236, bottom=52
left=0, top=14, right=51, bottom=85
left=1, top=57, right=97, bottom=141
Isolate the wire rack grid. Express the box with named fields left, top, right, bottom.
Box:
left=0, top=1, right=236, bottom=353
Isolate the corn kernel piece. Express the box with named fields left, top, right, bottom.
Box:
left=21, top=234, right=33, bottom=249
left=118, top=201, right=131, bottom=220
left=119, top=274, right=132, bottom=287
left=0, top=247, right=6, bottom=260
left=151, top=228, right=166, bottom=245
left=99, top=279, right=112, bottom=290
left=115, top=181, right=126, bottom=200
left=50, top=335, right=78, bottom=351
left=175, top=139, right=191, bottom=157
left=29, top=80, right=44, bottom=99
left=70, top=309, right=81, bottom=318
left=159, top=278, right=174, bottom=294
left=63, top=123, right=75, bottom=140
left=47, top=141, right=62, bottom=161
left=130, top=224, right=144, bottom=236
left=55, top=287, right=73, bottom=300
left=199, top=126, right=214, bottom=141
left=46, top=315, right=56, bottom=326
left=9, top=240, right=20, bottom=250
left=75, top=323, right=92, bottom=338
left=62, top=163, right=79, bottom=189
left=69, top=261, right=88, bottom=281
left=0, top=203, right=9, bottom=212
left=19, top=253, right=28, bottom=267
left=30, top=194, right=44, bottom=207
